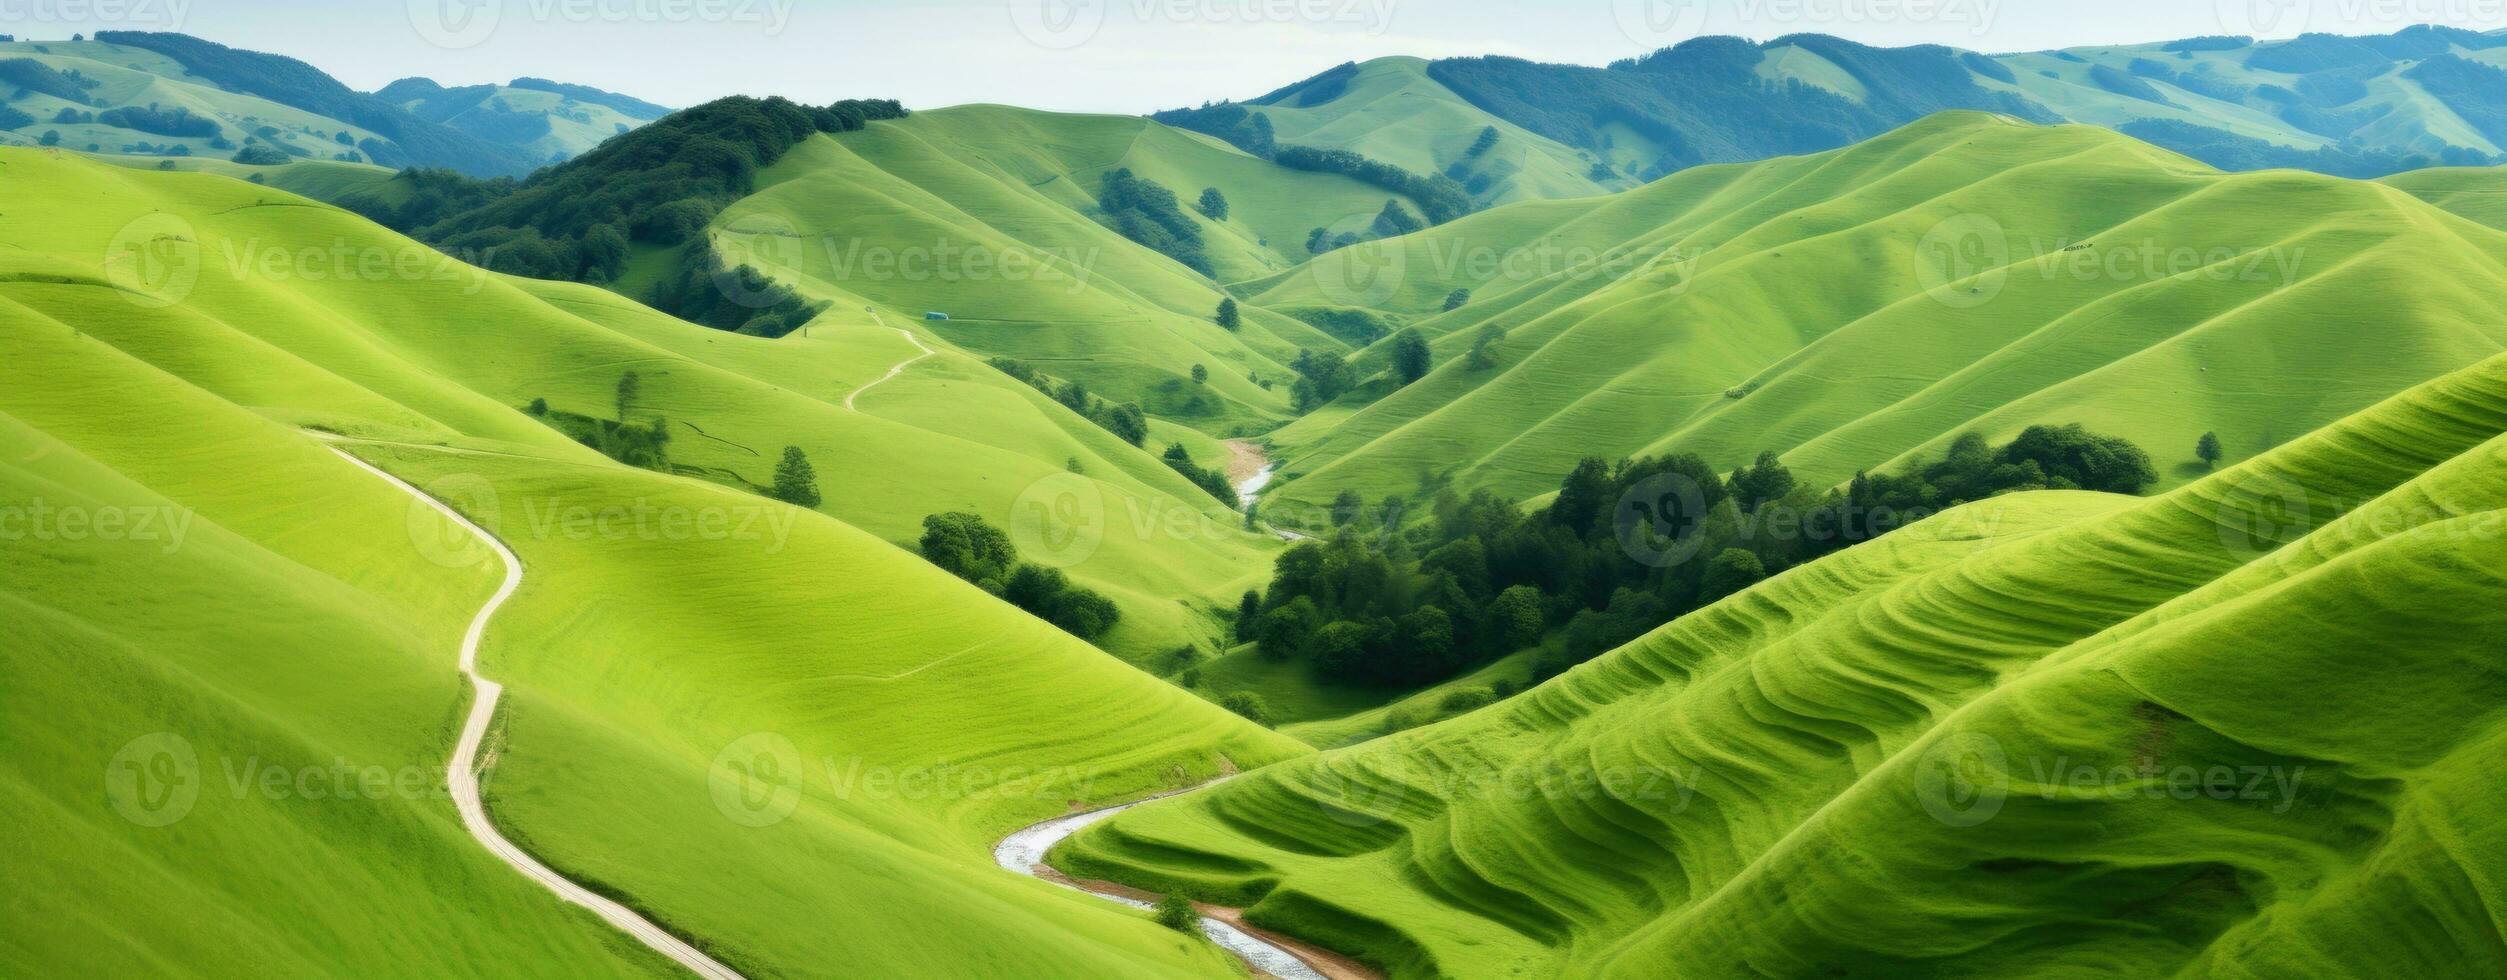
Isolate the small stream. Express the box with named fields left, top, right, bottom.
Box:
left=993, top=789, right=1327, bottom=980
left=1236, top=462, right=1278, bottom=511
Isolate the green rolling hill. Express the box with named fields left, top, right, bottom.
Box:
left=0, top=145, right=1312, bottom=975
left=1243, top=112, right=2507, bottom=524
left=2385, top=164, right=2507, bottom=229
left=705, top=103, right=1438, bottom=433
left=1157, top=57, right=1627, bottom=207
left=1058, top=345, right=2507, bottom=977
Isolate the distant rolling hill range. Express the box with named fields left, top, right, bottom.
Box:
left=1241, top=112, right=2507, bottom=524
left=377, top=75, right=669, bottom=166
left=0, top=145, right=1305, bottom=976
left=1168, top=26, right=2507, bottom=206
left=1060, top=345, right=2507, bottom=977
left=0, top=32, right=545, bottom=175
left=0, top=32, right=655, bottom=176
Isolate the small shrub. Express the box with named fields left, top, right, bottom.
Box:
left=1153, top=894, right=1199, bottom=933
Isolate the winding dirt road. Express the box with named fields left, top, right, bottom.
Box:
left=844, top=311, right=936, bottom=411
left=994, top=784, right=1372, bottom=980
left=328, top=447, right=744, bottom=980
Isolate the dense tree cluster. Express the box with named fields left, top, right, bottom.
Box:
left=1288, top=349, right=1355, bottom=411
left=919, top=513, right=1121, bottom=640
left=1467, top=126, right=1499, bottom=157
left=1273, top=145, right=1473, bottom=224
left=645, top=236, right=827, bottom=337
left=1161, top=444, right=1235, bottom=503
left=230, top=144, right=291, bottom=166
left=1097, top=167, right=1210, bottom=275
left=97, top=103, right=218, bottom=138
left=1241, top=424, right=2154, bottom=689
left=986, top=357, right=1149, bottom=446
left=0, top=58, right=98, bottom=103
left=1149, top=101, right=1275, bottom=158
left=1371, top=198, right=1424, bottom=237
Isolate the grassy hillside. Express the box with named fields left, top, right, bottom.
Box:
left=2385, top=164, right=2507, bottom=229
left=1160, top=57, right=1623, bottom=206
left=1059, top=347, right=2507, bottom=977
left=711, top=104, right=1429, bottom=432
left=1246, top=112, right=2507, bottom=524
left=0, top=144, right=1313, bottom=974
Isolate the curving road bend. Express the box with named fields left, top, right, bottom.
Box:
left=994, top=783, right=1330, bottom=980
left=844, top=311, right=936, bottom=411
left=329, top=447, right=745, bottom=980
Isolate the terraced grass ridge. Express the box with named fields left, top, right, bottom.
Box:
left=1249, top=112, right=2507, bottom=523
left=1058, top=345, right=2507, bottom=977
left=0, top=146, right=1308, bottom=976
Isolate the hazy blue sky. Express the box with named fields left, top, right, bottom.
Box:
left=10, top=0, right=2500, bottom=112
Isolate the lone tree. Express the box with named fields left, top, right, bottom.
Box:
left=615, top=371, right=641, bottom=421
left=771, top=446, right=822, bottom=508
left=1191, top=363, right=1208, bottom=384
left=1465, top=324, right=1506, bottom=370
left=1215, top=297, right=1240, bottom=330
left=1392, top=329, right=1431, bottom=385
left=2196, top=431, right=2224, bottom=469
left=1196, top=187, right=1229, bottom=221
left=1442, top=288, right=1470, bottom=312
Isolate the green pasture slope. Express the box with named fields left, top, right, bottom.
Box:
left=1212, top=56, right=1623, bottom=206
left=1247, top=112, right=2507, bottom=521
left=1061, top=347, right=2507, bottom=977
left=706, top=103, right=1434, bottom=434
left=2385, top=164, right=2507, bottom=230
left=27, top=146, right=1288, bottom=665
left=0, top=147, right=1310, bottom=976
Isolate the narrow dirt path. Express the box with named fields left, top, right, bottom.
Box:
left=328, top=446, right=744, bottom=980
left=993, top=781, right=1376, bottom=980
left=844, top=310, right=936, bottom=412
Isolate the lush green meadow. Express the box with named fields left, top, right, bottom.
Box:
left=1060, top=349, right=2507, bottom=977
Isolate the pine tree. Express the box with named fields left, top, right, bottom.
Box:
left=771, top=446, right=822, bottom=508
